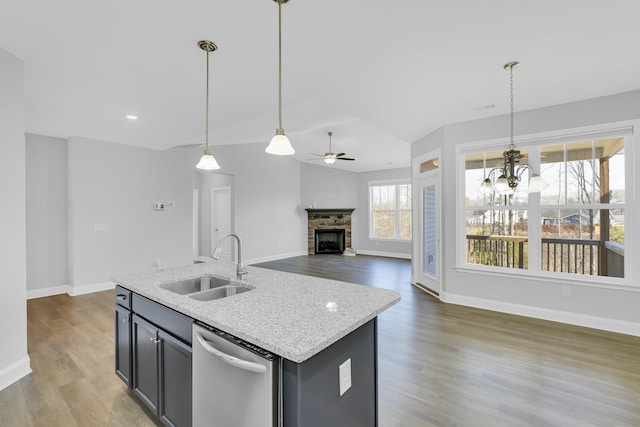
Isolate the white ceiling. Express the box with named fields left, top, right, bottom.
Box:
left=2, top=0, right=640, bottom=172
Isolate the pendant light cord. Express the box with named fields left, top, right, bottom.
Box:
left=277, top=0, right=283, bottom=130
left=509, top=64, right=515, bottom=151
left=205, top=49, right=210, bottom=152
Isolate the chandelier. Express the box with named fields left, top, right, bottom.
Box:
left=479, top=61, right=546, bottom=195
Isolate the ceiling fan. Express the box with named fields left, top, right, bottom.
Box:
left=309, top=132, right=355, bottom=164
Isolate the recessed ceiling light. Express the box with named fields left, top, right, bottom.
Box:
left=125, top=114, right=138, bottom=120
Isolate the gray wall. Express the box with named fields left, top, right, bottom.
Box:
left=25, top=134, right=68, bottom=295
left=67, top=137, right=194, bottom=288
left=0, top=47, right=30, bottom=390
left=412, top=90, right=640, bottom=332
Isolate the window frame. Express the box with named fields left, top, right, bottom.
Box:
left=455, top=121, right=636, bottom=289
left=369, top=180, right=412, bottom=241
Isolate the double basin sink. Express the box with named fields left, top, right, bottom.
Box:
left=159, top=275, right=252, bottom=301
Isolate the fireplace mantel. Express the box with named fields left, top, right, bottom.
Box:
left=305, top=208, right=355, bottom=216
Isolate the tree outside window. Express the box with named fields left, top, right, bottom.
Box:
left=463, top=135, right=625, bottom=278
left=370, top=183, right=412, bottom=239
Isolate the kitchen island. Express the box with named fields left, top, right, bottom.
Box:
left=112, top=261, right=401, bottom=427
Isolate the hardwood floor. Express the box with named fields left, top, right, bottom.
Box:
left=1, top=254, right=638, bottom=426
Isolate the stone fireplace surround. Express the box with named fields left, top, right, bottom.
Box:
left=305, top=208, right=355, bottom=255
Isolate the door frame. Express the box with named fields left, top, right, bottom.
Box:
left=412, top=150, right=442, bottom=297
left=211, top=186, right=233, bottom=262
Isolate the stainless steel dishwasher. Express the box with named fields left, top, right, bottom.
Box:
left=192, top=322, right=280, bottom=427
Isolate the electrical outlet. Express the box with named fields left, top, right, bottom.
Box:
left=339, top=358, right=352, bottom=396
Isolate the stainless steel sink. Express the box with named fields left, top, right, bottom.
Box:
left=159, top=276, right=233, bottom=295
left=188, top=285, right=252, bottom=301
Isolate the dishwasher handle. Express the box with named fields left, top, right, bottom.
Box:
left=195, top=330, right=267, bottom=374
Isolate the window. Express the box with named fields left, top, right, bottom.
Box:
left=463, top=131, right=627, bottom=279
left=370, top=182, right=412, bottom=239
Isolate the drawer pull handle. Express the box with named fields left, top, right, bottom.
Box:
left=122, top=318, right=129, bottom=323
left=116, top=294, right=127, bottom=300
left=149, top=337, right=161, bottom=344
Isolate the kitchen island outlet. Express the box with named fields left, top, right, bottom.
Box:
left=112, top=261, right=400, bottom=427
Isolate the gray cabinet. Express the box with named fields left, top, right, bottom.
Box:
left=115, top=304, right=132, bottom=386
left=132, top=314, right=161, bottom=413
left=115, top=286, right=132, bottom=387
left=116, top=289, right=193, bottom=427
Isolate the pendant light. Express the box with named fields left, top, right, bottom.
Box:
left=195, top=40, right=221, bottom=170
left=265, top=0, right=295, bottom=155
left=479, top=61, right=547, bottom=195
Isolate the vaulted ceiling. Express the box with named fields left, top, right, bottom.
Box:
left=2, top=0, right=639, bottom=172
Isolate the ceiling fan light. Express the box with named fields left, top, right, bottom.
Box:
left=266, top=129, right=295, bottom=155
left=324, top=156, right=336, bottom=164
left=196, top=150, right=221, bottom=170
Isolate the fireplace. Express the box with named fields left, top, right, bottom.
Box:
left=305, top=208, right=355, bottom=255
left=315, top=229, right=345, bottom=254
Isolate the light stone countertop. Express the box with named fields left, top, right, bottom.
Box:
left=111, top=261, right=401, bottom=363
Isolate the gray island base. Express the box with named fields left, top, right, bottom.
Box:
left=112, top=262, right=400, bottom=427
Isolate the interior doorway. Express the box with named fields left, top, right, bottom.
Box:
left=211, top=186, right=233, bottom=262
left=193, top=172, right=234, bottom=261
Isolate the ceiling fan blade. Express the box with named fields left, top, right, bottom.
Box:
left=337, top=157, right=355, bottom=161
left=335, top=153, right=346, bottom=157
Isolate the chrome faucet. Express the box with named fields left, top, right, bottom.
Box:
left=211, top=233, right=248, bottom=280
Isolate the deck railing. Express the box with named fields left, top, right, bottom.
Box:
left=466, top=235, right=624, bottom=277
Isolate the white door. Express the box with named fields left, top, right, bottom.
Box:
left=417, top=173, right=441, bottom=296
left=211, top=187, right=233, bottom=262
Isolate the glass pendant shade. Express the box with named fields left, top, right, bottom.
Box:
left=528, top=174, right=548, bottom=193
left=266, top=129, right=295, bottom=155
left=478, top=178, right=493, bottom=194
left=196, top=150, right=221, bottom=170
left=494, top=175, right=509, bottom=193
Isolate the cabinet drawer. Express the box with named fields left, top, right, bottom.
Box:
left=115, top=286, right=132, bottom=309
left=132, top=293, right=193, bottom=345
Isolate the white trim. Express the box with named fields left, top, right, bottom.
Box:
left=356, top=249, right=411, bottom=260
left=27, top=285, right=70, bottom=299
left=441, top=291, right=640, bottom=337
left=0, top=356, right=31, bottom=392
left=368, top=237, right=411, bottom=243
left=27, top=281, right=116, bottom=299
left=368, top=180, right=412, bottom=240
left=246, top=251, right=308, bottom=265
left=456, top=119, right=638, bottom=285
left=69, top=281, right=115, bottom=296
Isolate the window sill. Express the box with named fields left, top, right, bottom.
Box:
left=368, top=237, right=412, bottom=243
left=454, top=264, right=639, bottom=293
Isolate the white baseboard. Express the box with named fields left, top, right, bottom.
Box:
left=441, top=291, right=640, bottom=337
left=27, top=281, right=115, bottom=300
left=68, top=281, right=115, bottom=296
left=246, top=250, right=308, bottom=265
left=355, top=249, right=412, bottom=260
left=27, top=285, right=70, bottom=300
left=0, top=356, right=31, bottom=392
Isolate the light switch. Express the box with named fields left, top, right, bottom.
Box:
left=339, top=358, right=351, bottom=396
